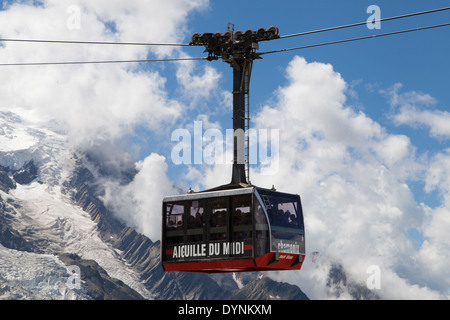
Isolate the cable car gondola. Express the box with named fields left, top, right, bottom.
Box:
left=161, top=26, right=305, bottom=273
left=162, top=185, right=305, bottom=272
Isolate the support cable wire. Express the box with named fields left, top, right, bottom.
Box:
left=0, top=38, right=194, bottom=46
left=261, top=22, right=450, bottom=56
left=2, top=21, right=448, bottom=66
left=1, top=7, right=448, bottom=47
left=0, top=57, right=205, bottom=67
left=277, top=6, right=450, bottom=39
left=0, top=7, right=449, bottom=66
left=1, top=7, right=448, bottom=46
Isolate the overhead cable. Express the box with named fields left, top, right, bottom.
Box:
left=261, top=22, right=450, bottom=55
left=0, top=38, right=193, bottom=46
left=278, top=6, right=450, bottom=39
left=0, top=7, right=449, bottom=66
left=0, top=57, right=204, bottom=67
left=2, top=7, right=447, bottom=46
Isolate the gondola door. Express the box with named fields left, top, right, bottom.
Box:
left=230, top=194, right=253, bottom=260
left=206, top=197, right=229, bottom=259
left=186, top=199, right=206, bottom=252
left=205, top=195, right=253, bottom=262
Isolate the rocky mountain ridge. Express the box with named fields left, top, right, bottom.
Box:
left=65, top=157, right=309, bottom=300
left=0, top=109, right=310, bottom=300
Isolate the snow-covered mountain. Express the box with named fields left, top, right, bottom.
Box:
left=0, top=109, right=310, bottom=300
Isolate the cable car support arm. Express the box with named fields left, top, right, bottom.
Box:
left=189, top=26, right=279, bottom=186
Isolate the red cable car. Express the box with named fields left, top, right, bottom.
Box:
left=161, top=185, right=305, bottom=273
left=161, top=26, right=305, bottom=273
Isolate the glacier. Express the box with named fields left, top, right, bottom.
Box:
left=0, top=108, right=154, bottom=299
left=0, top=108, right=309, bottom=300
left=0, top=244, right=91, bottom=300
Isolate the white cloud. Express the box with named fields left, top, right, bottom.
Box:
left=188, top=56, right=447, bottom=299
left=393, top=106, right=450, bottom=139
left=411, top=150, right=450, bottom=293
left=0, top=0, right=208, bottom=242
left=176, top=61, right=222, bottom=108
left=0, top=0, right=206, bottom=151
left=3, top=1, right=450, bottom=300
left=424, top=149, right=450, bottom=197
left=386, top=83, right=450, bottom=139
left=249, top=57, right=450, bottom=299
left=385, top=86, right=450, bottom=290
left=102, top=153, right=177, bottom=241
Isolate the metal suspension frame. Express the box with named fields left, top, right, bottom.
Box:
left=243, top=60, right=252, bottom=184
left=229, top=56, right=254, bottom=185
left=190, top=25, right=279, bottom=186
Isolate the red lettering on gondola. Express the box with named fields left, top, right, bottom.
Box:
left=169, top=241, right=247, bottom=259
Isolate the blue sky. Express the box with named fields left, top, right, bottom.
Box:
left=160, top=0, right=450, bottom=205
left=1, top=0, right=450, bottom=299
left=143, top=1, right=450, bottom=298
left=185, top=0, right=450, bottom=147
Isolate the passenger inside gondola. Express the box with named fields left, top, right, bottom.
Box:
left=289, top=213, right=299, bottom=227
left=187, top=201, right=204, bottom=242
left=232, top=195, right=252, bottom=240
left=166, top=204, right=184, bottom=230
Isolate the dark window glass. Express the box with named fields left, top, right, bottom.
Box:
left=264, top=195, right=302, bottom=229
left=209, top=198, right=227, bottom=241
left=254, top=200, right=269, bottom=256
left=232, top=195, right=252, bottom=240
left=187, top=200, right=204, bottom=242
left=165, top=202, right=185, bottom=246
left=166, top=203, right=184, bottom=230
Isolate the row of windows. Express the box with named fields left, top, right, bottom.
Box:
left=164, top=195, right=255, bottom=245
left=163, top=192, right=303, bottom=246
